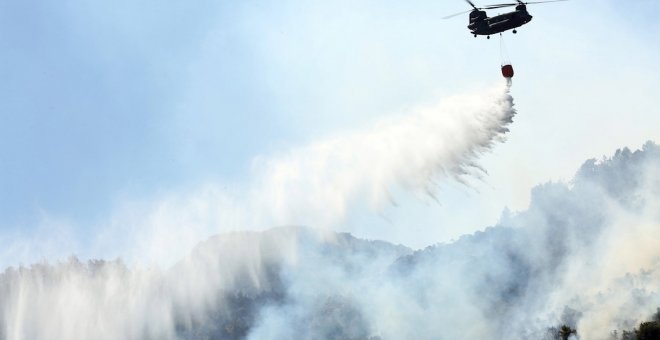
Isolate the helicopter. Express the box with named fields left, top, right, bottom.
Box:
left=444, top=0, right=567, bottom=39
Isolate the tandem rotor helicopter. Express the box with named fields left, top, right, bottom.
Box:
left=444, top=0, right=568, bottom=39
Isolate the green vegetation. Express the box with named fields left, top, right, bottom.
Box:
left=559, top=325, right=577, bottom=340
left=608, top=309, right=660, bottom=340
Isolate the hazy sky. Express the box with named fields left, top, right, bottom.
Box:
left=1, top=0, right=659, bottom=263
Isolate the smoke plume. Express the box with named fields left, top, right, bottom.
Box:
left=0, top=83, right=528, bottom=340
left=2, top=142, right=660, bottom=339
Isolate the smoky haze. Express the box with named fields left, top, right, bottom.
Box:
left=6, top=88, right=660, bottom=339
left=2, top=143, right=660, bottom=339
left=0, top=83, right=518, bottom=339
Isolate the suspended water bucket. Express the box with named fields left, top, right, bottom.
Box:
left=501, top=64, right=514, bottom=78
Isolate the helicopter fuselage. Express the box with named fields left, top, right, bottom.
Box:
left=468, top=5, right=533, bottom=36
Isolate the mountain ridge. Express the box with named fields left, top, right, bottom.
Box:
left=1, top=142, right=659, bottom=339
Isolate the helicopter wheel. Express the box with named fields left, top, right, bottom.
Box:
left=487, top=36, right=490, bottom=39
left=513, top=30, right=517, bottom=34
left=474, top=34, right=477, bottom=38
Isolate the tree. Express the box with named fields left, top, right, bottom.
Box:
left=560, top=325, right=577, bottom=340
left=636, top=321, right=660, bottom=340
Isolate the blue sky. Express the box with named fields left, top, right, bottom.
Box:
left=1, top=1, right=660, bottom=263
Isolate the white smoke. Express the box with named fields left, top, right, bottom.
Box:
left=2, top=81, right=659, bottom=340
left=2, top=143, right=660, bottom=339
left=243, top=144, right=660, bottom=340
left=0, top=83, right=519, bottom=340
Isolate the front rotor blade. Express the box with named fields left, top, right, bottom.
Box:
left=524, top=0, right=569, bottom=4
left=484, top=2, right=518, bottom=6
left=442, top=9, right=474, bottom=19
left=464, top=0, right=478, bottom=9
left=484, top=3, right=518, bottom=9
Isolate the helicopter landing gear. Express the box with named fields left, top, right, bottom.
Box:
left=474, top=34, right=477, bottom=38
left=487, top=35, right=490, bottom=39
left=513, top=29, right=517, bottom=34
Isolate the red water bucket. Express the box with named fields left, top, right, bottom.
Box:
left=501, top=64, right=514, bottom=78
